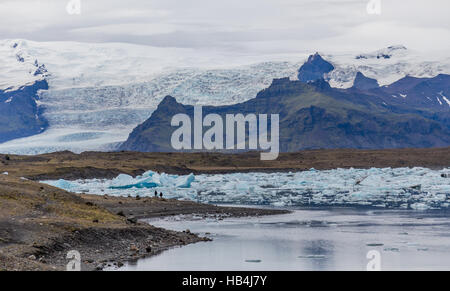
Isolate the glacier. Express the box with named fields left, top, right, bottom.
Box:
left=42, top=167, right=450, bottom=210
left=1, top=40, right=449, bottom=154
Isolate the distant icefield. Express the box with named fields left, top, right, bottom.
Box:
left=1, top=40, right=449, bottom=154
left=43, top=167, right=450, bottom=210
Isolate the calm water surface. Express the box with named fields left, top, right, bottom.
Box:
left=118, top=208, right=450, bottom=271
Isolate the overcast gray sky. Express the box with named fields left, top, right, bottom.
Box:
left=0, top=0, right=449, bottom=54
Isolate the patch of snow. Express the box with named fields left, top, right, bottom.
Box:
left=326, top=47, right=450, bottom=88
left=443, top=96, right=450, bottom=106
left=0, top=40, right=48, bottom=91
left=355, top=45, right=408, bottom=60
left=438, top=91, right=450, bottom=106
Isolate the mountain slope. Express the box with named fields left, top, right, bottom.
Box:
left=378, top=74, right=450, bottom=111
left=0, top=80, right=49, bottom=143
left=352, top=72, right=379, bottom=90
left=119, top=77, right=450, bottom=153
left=0, top=40, right=449, bottom=154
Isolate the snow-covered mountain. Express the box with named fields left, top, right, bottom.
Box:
left=0, top=39, right=448, bottom=154
left=326, top=45, right=450, bottom=89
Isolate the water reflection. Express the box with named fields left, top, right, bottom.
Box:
left=117, top=208, right=450, bottom=271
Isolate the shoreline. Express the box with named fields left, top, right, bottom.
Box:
left=0, top=148, right=448, bottom=271
left=123, top=207, right=450, bottom=271
left=0, top=147, right=448, bottom=181
left=0, top=174, right=288, bottom=271
left=77, top=194, right=290, bottom=271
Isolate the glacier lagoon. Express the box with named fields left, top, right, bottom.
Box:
left=116, top=208, right=450, bottom=271
left=42, top=167, right=450, bottom=210
left=41, top=167, right=450, bottom=270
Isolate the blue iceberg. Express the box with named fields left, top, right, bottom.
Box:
left=46, top=179, right=76, bottom=190
left=108, top=172, right=195, bottom=189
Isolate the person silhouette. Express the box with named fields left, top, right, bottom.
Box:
left=160, top=192, right=163, bottom=198
left=154, top=190, right=158, bottom=197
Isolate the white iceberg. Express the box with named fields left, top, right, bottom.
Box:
left=109, top=172, right=194, bottom=189
left=41, top=167, right=450, bottom=210
left=46, top=179, right=76, bottom=190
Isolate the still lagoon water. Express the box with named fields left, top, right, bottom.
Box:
left=118, top=207, right=450, bottom=271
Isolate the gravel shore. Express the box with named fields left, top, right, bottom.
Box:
left=0, top=175, right=287, bottom=271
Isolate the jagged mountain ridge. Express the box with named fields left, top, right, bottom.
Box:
left=119, top=75, right=450, bottom=153
left=0, top=40, right=449, bottom=154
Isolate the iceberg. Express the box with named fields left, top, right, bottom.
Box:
left=176, top=173, right=195, bottom=188
left=46, top=179, right=76, bottom=190
left=108, top=172, right=195, bottom=189
left=109, top=174, right=159, bottom=189
left=41, top=167, right=450, bottom=210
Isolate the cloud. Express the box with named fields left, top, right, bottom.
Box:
left=0, top=0, right=448, bottom=55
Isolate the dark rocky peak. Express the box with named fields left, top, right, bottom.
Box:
left=154, top=95, right=187, bottom=115
left=271, top=77, right=291, bottom=86
left=352, top=72, right=379, bottom=90
left=159, top=95, right=179, bottom=106
left=298, top=53, right=334, bottom=83
left=256, top=78, right=306, bottom=98
left=33, top=64, right=48, bottom=77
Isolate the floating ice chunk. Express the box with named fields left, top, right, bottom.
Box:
left=111, top=174, right=134, bottom=185
left=108, top=172, right=195, bottom=189
left=410, top=203, right=430, bottom=210
left=41, top=167, right=450, bottom=210
left=176, top=173, right=195, bottom=188
left=46, top=179, right=75, bottom=190
left=142, top=170, right=156, bottom=177
left=272, top=201, right=286, bottom=207
left=109, top=174, right=147, bottom=189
